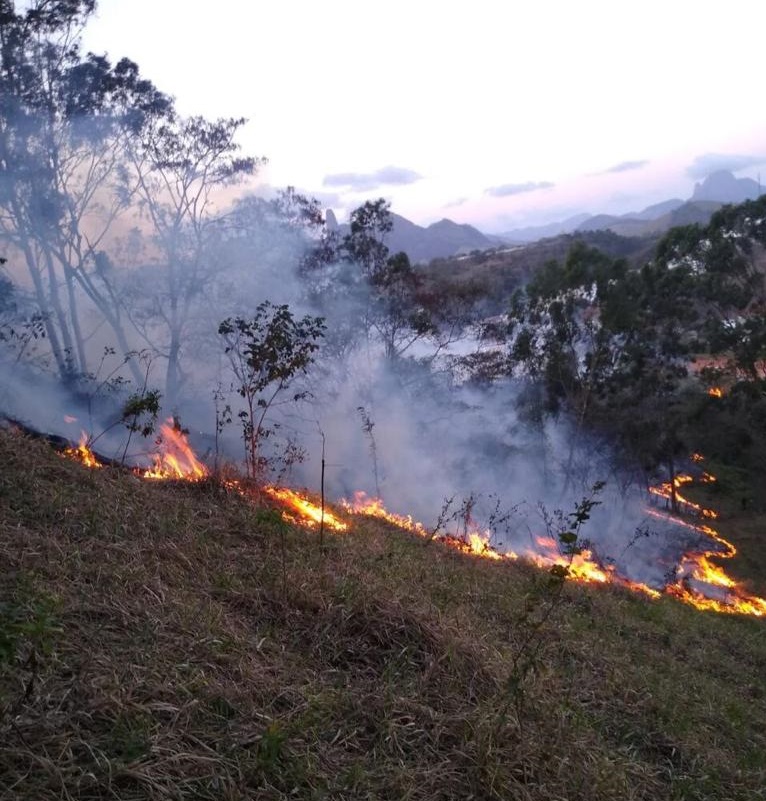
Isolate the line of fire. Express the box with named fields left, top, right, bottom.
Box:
left=58, top=418, right=766, bottom=618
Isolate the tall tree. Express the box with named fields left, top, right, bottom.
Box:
left=124, top=114, right=262, bottom=405
left=0, top=0, right=170, bottom=384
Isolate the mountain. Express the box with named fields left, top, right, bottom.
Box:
left=621, top=198, right=684, bottom=221
left=571, top=172, right=764, bottom=239
left=691, top=170, right=761, bottom=203
left=576, top=201, right=723, bottom=237
left=335, top=212, right=495, bottom=263
left=330, top=171, right=764, bottom=261
left=496, top=213, right=593, bottom=244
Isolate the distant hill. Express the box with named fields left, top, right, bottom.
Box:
left=576, top=201, right=723, bottom=237
left=621, top=198, right=684, bottom=221
left=418, top=229, right=655, bottom=315
left=329, top=170, right=765, bottom=261
left=504, top=170, right=764, bottom=245
left=333, top=212, right=495, bottom=264
left=496, top=214, right=592, bottom=244
left=691, top=170, right=761, bottom=203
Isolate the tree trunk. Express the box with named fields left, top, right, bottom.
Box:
left=667, top=455, right=678, bottom=514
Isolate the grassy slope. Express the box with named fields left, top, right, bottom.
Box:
left=1, top=428, right=765, bottom=801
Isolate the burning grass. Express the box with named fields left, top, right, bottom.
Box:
left=2, top=427, right=766, bottom=800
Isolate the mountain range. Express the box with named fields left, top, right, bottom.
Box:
left=502, top=171, right=763, bottom=244
left=328, top=210, right=496, bottom=263
left=333, top=170, right=762, bottom=264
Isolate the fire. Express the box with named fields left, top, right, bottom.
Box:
left=263, top=486, right=348, bottom=532
left=708, top=386, right=724, bottom=398
left=649, top=455, right=766, bottom=616
left=340, top=492, right=430, bottom=537
left=139, top=421, right=208, bottom=481
left=56, top=424, right=766, bottom=617
left=346, top=481, right=765, bottom=616
left=63, top=432, right=102, bottom=469
left=343, top=492, right=613, bottom=583
left=649, top=473, right=718, bottom=519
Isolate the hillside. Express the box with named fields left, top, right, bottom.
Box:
left=576, top=201, right=724, bottom=238
left=2, top=428, right=765, bottom=800
left=330, top=212, right=495, bottom=264
left=419, top=229, right=656, bottom=314
left=497, top=171, right=763, bottom=245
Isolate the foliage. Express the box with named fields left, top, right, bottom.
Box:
left=302, top=198, right=474, bottom=365
left=499, top=482, right=604, bottom=727
left=0, top=0, right=170, bottom=384
left=120, top=389, right=161, bottom=438
left=125, top=114, right=263, bottom=405
left=502, top=199, right=766, bottom=496
left=219, top=302, right=325, bottom=479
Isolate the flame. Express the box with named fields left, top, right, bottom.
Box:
left=346, top=480, right=764, bottom=616
left=708, top=386, right=724, bottom=398
left=648, top=473, right=718, bottom=519
left=263, top=486, right=348, bottom=532
left=342, top=492, right=614, bottom=584
left=340, top=492, right=430, bottom=537
left=649, top=455, right=766, bottom=616
left=57, top=425, right=766, bottom=617
left=139, top=421, right=208, bottom=481
left=63, top=432, right=102, bottom=469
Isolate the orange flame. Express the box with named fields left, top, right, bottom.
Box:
left=648, top=472, right=718, bottom=519
left=63, top=432, right=102, bottom=469
left=649, top=455, right=766, bottom=616
left=708, top=386, right=724, bottom=398
left=263, top=486, right=348, bottom=532
left=58, top=425, right=766, bottom=617
left=342, top=492, right=615, bottom=584
left=139, top=421, right=208, bottom=481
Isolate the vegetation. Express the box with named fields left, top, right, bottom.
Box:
left=218, top=303, right=325, bottom=479
left=2, top=6, right=766, bottom=798
left=1, top=428, right=765, bottom=800
left=490, top=198, right=766, bottom=505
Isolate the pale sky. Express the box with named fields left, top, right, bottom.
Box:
left=82, top=0, right=766, bottom=232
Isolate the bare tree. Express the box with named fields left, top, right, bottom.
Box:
left=125, top=114, right=262, bottom=406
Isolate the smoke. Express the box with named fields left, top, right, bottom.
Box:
left=0, top=99, right=706, bottom=595
left=297, top=346, right=695, bottom=589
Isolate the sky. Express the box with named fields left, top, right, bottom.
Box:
left=81, top=0, right=766, bottom=233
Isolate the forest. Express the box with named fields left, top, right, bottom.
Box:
left=2, top=3, right=766, bottom=799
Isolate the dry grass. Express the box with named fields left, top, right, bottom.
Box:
left=1, top=428, right=765, bottom=800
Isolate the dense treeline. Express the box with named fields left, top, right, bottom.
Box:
left=488, top=197, right=766, bottom=505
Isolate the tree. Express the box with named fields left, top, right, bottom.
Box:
left=505, top=239, right=707, bottom=496
left=125, top=114, right=262, bottom=406
left=342, top=198, right=392, bottom=281
left=218, top=302, right=325, bottom=479
left=0, top=0, right=170, bottom=384
left=300, top=198, right=470, bottom=367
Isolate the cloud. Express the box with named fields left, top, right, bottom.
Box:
left=686, top=152, right=766, bottom=179
left=323, top=165, right=423, bottom=191
left=601, top=159, right=649, bottom=174
left=443, top=196, right=468, bottom=208
left=484, top=181, right=554, bottom=198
